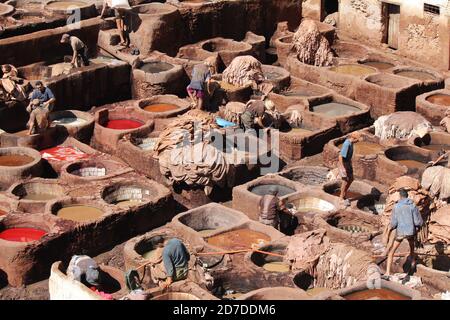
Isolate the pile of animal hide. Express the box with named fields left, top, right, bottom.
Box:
left=292, top=19, right=333, bottom=67
left=422, top=165, right=450, bottom=203
left=374, top=112, right=433, bottom=140
left=220, top=102, right=246, bottom=126
left=315, top=243, right=374, bottom=289
left=381, top=176, right=434, bottom=249
left=154, top=110, right=233, bottom=195
left=285, top=109, right=303, bottom=128
left=284, top=229, right=330, bottom=274
left=284, top=229, right=373, bottom=289
left=427, top=205, right=450, bottom=244
left=222, top=55, right=264, bottom=88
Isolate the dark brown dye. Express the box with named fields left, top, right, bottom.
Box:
left=250, top=184, right=296, bottom=197
left=360, top=61, right=394, bottom=70
left=206, top=229, right=271, bottom=250
left=344, top=288, right=410, bottom=300
left=426, top=94, right=450, bottom=106
left=396, top=71, right=435, bottom=81
left=0, top=155, right=34, bottom=166
left=140, top=62, right=173, bottom=73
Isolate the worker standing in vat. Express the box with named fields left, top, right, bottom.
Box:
left=60, top=34, right=90, bottom=67
left=100, top=0, right=130, bottom=47
left=147, top=236, right=190, bottom=289
left=258, top=186, right=286, bottom=229
left=186, top=57, right=216, bottom=111
left=338, top=131, right=361, bottom=206
left=27, top=81, right=55, bottom=112
left=385, top=189, right=423, bottom=277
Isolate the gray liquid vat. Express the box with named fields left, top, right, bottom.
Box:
left=312, top=102, right=361, bottom=117
left=250, top=184, right=296, bottom=197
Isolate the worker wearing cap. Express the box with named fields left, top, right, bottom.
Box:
left=258, top=186, right=285, bottom=229
left=60, top=34, right=89, bottom=67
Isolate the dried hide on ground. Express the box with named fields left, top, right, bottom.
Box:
left=422, top=165, right=450, bottom=202
left=428, top=205, right=450, bottom=244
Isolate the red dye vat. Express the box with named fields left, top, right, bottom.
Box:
left=40, top=146, right=90, bottom=162
left=105, top=119, right=143, bottom=130
left=0, top=228, right=47, bottom=242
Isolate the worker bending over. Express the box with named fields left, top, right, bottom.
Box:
left=186, top=57, right=216, bottom=110
left=258, top=186, right=287, bottom=230
left=146, top=236, right=190, bottom=289
left=28, top=81, right=55, bottom=112
left=60, top=34, right=90, bottom=67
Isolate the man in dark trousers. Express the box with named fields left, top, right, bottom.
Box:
left=60, top=34, right=90, bottom=67
left=338, top=131, right=361, bottom=206
left=385, top=189, right=423, bottom=276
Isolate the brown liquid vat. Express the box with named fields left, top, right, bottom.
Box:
left=417, top=89, right=450, bottom=126
left=336, top=280, right=421, bottom=300
left=199, top=37, right=252, bottom=67
left=279, top=166, right=330, bottom=187
left=46, top=198, right=110, bottom=224
left=384, top=146, right=432, bottom=175
left=0, top=147, right=43, bottom=185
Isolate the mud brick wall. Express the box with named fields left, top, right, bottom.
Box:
left=46, top=61, right=131, bottom=111
left=176, top=0, right=301, bottom=46
left=0, top=18, right=102, bottom=67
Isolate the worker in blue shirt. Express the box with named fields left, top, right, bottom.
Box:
left=338, top=131, right=361, bottom=206
left=385, top=189, right=423, bottom=276
left=146, top=236, right=190, bottom=289
left=27, top=81, right=55, bottom=112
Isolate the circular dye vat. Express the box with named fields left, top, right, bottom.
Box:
left=0, top=228, right=46, bottom=242
left=338, top=141, right=384, bottom=156
left=206, top=229, right=270, bottom=250
left=46, top=1, right=87, bottom=10
left=312, top=103, right=361, bottom=117
left=143, top=104, right=180, bottom=113
left=344, top=288, right=410, bottom=300
left=140, top=62, right=173, bottom=74
left=0, top=155, right=34, bottom=167
left=250, top=184, right=296, bottom=197
left=52, top=117, right=87, bottom=127
left=426, top=94, right=450, bottom=107
left=56, top=205, right=104, bottom=222
left=360, top=61, right=394, bottom=70
left=104, top=119, right=144, bottom=130
left=329, top=64, right=376, bottom=77
left=396, top=70, right=435, bottom=81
